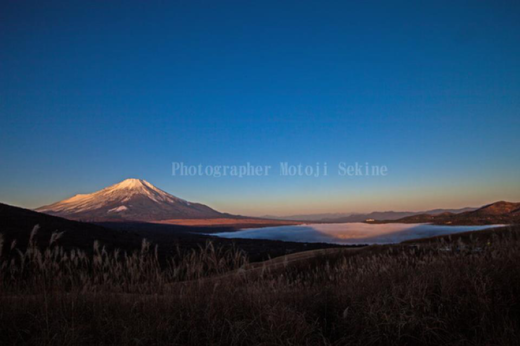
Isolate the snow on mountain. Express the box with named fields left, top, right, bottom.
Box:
left=35, top=178, right=224, bottom=221
left=108, top=206, right=128, bottom=213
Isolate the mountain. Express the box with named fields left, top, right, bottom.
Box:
left=390, top=201, right=520, bottom=225
left=35, top=178, right=225, bottom=222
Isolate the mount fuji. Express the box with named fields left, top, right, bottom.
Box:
left=35, top=178, right=225, bottom=222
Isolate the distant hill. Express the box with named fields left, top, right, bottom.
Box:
left=36, top=178, right=226, bottom=222
left=261, top=213, right=354, bottom=221
left=389, top=201, right=520, bottom=225
left=275, top=207, right=477, bottom=223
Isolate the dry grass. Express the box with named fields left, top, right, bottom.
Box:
left=1, top=225, right=520, bottom=345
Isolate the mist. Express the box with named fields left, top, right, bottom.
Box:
left=213, top=223, right=502, bottom=245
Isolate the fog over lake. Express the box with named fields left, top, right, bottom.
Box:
left=212, top=223, right=502, bottom=245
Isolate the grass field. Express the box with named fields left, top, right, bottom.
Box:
left=1, top=225, right=520, bottom=345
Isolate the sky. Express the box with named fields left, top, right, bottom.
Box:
left=1, top=0, right=519, bottom=216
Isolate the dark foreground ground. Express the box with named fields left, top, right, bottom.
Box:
left=1, top=213, right=520, bottom=345
left=0, top=203, right=347, bottom=262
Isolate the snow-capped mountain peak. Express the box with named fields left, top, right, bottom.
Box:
left=95, top=178, right=186, bottom=204
left=35, top=178, right=223, bottom=221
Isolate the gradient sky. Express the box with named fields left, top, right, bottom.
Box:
left=1, top=0, right=519, bottom=216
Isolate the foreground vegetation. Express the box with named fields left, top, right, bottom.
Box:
left=1, top=226, right=520, bottom=345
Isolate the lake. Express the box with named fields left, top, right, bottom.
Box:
left=211, top=223, right=502, bottom=245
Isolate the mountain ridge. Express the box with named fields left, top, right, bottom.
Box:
left=388, top=201, right=520, bottom=225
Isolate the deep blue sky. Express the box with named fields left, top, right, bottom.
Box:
left=1, top=0, right=519, bottom=216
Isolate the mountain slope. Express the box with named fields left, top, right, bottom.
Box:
left=36, top=178, right=225, bottom=221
